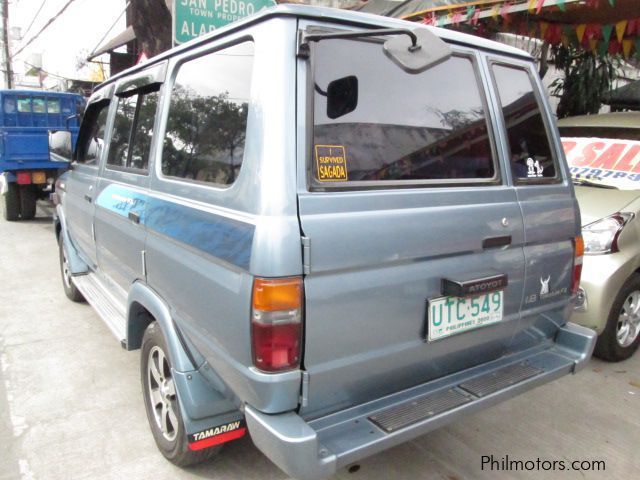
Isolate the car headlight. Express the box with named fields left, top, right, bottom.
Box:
left=582, top=212, right=634, bottom=255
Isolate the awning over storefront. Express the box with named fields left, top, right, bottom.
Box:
left=358, top=0, right=640, bottom=58
left=88, top=26, right=136, bottom=60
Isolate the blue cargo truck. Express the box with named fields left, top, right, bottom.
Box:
left=0, top=89, right=84, bottom=220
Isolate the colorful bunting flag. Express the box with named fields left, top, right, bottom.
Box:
left=540, top=22, right=549, bottom=40
left=615, top=20, right=627, bottom=43
left=598, top=40, right=609, bottom=57
left=576, top=24, right=587, bottom=44
left=601, top=24, right=613, bottom=45
left=466, top=6, right=475, bottom=21
left=622, top=39, right=633, bottom=58
left=536, top=0, right=545, bottom=15
left=557, top=0, right=566, bottom=12
left=471, top=8, right=481, bottom=26
left=500, top=3, right=511, bottom=23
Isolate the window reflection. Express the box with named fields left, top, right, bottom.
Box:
left=313, top=43, right=495, bottom=183
left=162, top=41, right=254, bottom=186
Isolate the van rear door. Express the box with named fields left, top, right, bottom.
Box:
left=296, top=32, right=528, bottom=419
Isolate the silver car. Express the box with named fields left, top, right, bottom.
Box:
left=560, top=112, right=640, bottom=361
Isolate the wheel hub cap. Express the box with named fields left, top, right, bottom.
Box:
left=617, top=290, right=640, bottom=348
left=147, top=346, right=178, bottom=441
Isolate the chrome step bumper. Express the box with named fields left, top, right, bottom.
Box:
left=245, top=322, right=596, bottom=480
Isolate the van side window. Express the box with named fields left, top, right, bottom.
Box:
left=107, top=95, right=138, bottom=169
left=312, top=41, right=496, bottom=185
left=106, top=90, right=158, bottom=173
left=130, top=91, right=159, bottom=171
left=76, top=101, right=110, bottom=166
left=162, top=41, right=254, bottom=186
left=492, top=64, right=557, bottom=181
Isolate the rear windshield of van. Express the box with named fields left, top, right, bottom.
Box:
left=312, top=39, right=497, bottom=186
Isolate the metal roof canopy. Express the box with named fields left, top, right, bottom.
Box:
left=88, top=26, right=136, bottom=60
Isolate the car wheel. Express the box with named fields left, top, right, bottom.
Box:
left=595, top=274, right=640, bottom=362
left=58, top=237, right=84, bottom=302
left=19, top=185, right=37, bottom=220
left=3, top=182, right=20, bottom=221
left=141, top=322, right=220, bottom=466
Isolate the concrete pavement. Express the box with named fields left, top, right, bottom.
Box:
left=0, top=205, right=639, bottom=480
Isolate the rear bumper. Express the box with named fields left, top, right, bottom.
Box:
left=245, top=322, right=595, bottom=480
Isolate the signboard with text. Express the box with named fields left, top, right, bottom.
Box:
left=563, top=137, right=640, bottom=189
left=173, top=0, right=276, bottom=45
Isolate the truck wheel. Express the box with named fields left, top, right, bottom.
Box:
left=3, top=183, right=20, bottom=221
left=595, top=274, right=640, bottom=362
left=141, top=322, right=220, bottom=466
left=58, top=237, right=84, bottom=302
left=19, top=185, right=37, bottom=220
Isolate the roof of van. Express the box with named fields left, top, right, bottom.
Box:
left=96, top=4, right=531, bottom=93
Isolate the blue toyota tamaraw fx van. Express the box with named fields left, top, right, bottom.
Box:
left=52, top=6, right=595, bottom=479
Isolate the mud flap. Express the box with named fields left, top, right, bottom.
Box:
left=173, top=368, right=246, bottom=451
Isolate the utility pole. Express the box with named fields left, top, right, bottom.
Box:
left=1, top=0, right=12, bottom=88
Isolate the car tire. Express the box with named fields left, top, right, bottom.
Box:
left=594, top=274, right=640, bottom=362
left=3, top=182, right=20, bottom=221
left=58, top=237, right=85, bottom=302
left=141, top=322, right=220, bottom=467
left=19, top=185, right=37, bottom=220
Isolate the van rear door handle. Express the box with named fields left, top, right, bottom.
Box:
left=84, top=194, right=92, bottom=203
left=441, top=273, right=508, bottom=297
left=482, top=235, right=511, bottom=249
left=128, top=211, right=141, bottom=224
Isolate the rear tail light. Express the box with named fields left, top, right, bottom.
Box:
left=251, top=277, right=302, bottom=372
left=572, top=236, right=584, bottom=295
left=16, top=171, right=31, bottom=185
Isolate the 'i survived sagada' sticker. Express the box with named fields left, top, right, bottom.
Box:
left=315, top=145, right=349, bottom=182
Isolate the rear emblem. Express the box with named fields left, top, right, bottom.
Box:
left=540, top=276, right=551, bottom=295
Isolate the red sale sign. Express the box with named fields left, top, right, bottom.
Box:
left=562, top=137, right=640, bottom=189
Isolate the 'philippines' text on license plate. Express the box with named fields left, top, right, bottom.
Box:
left=427, top=291, right=504, bottom=341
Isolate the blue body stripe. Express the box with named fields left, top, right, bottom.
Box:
left=95, top=185, right=253, bottom=269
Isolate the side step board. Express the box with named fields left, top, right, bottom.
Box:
left=73, top=273, right=127, bottom=343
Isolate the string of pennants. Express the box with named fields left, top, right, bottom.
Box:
left=411, top=0, right=640, bottom=58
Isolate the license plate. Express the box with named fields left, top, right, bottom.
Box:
left=427, top=291, right=504, bottom=342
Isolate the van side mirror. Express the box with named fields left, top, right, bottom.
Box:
left=49, top=130, right=74, bottom=163
left=383, top=29, right=452, bottom=74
